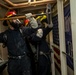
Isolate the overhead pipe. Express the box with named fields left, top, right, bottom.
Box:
left=0, top=3, right=11, bottom=9
left=9, top=0, right=56, bottom=9
left=3, top=0, right=56, bottom=7
left=28, top=0, right=31, bottom=2
left=0, top=15, right=26, bottom=21
left=9, top=4, right=47, bottom=9
left=0, top=12, right=51, bottom=21
left=3, top=0, right=28, bottom=7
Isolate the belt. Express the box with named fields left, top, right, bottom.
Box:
left=8, top=55, right=25, bottom=59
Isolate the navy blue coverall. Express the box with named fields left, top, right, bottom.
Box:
left=22, top=26, right=53, bottom=75
left=0, top=28, right=32, bottom=75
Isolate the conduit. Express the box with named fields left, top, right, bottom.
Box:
left=3, top=0, right=56, bottom=7
left=0, top=3, right=11, bottom=9
left=0, top=0, right=56, bottom=9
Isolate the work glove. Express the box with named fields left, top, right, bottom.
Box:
left=48, top=21, right=53, bottom=28
left=44, top=21, right=53, bottom=28
left=36, top=28, right=43, bottom=38
left=25, top=13, right=38, bottom=29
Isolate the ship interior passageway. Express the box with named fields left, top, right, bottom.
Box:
left=0, top=0, right=75, bottom=75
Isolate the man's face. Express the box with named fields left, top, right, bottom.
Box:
left=9, top=19, right=21, bottom=24
left=9, top=18, right=22, bottom=29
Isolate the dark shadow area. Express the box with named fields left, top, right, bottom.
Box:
left=0, top=60, right=8, bottom=73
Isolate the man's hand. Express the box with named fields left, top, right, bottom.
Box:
left=36, top=28, right=43, bottom=38
left=43, top=21, right=53, bottom=28
left=48, top=21, right=53, bottom=28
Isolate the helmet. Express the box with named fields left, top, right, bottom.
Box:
left=3, top=11, right=22, bottom=29
left=24, top=19, right=30, bottom=26
left=36, top=15, right=47, bottom=24
left=3, top=10, right=17, bottom=26
left=6, top=10, right=16, bottom=17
